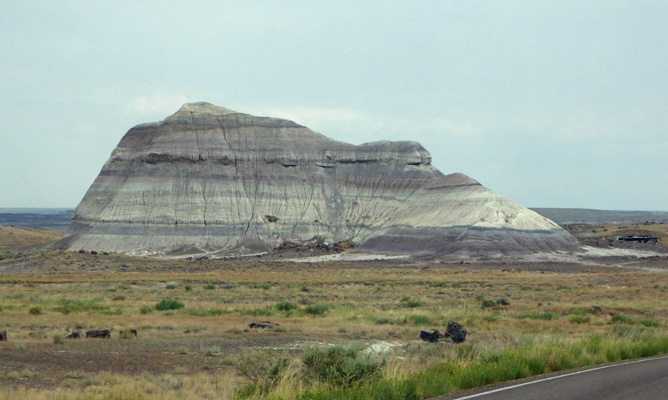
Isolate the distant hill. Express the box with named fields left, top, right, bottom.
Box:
left=531, top=208, right=668, bottom=224
left=0, top=208, right=73, bottom=231
left=0, top=226, right=64, bottom=249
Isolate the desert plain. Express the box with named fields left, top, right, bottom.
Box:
left=0, top=223, right=667, bottom=400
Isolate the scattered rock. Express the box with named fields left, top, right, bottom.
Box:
left=65, top=331, right=82, bottom=339
left=444, top=320, right=467, bottom=343
left=249, top=321, right=279, bottom=329
left=86, top=329, right=111, bottom=339
left=420, top=329, right=442, bottom=343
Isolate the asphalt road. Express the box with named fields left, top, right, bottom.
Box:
left=437, top=355, right=668, bottom=400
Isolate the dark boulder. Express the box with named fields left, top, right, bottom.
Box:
left=0, top=330, right=6, bottom=341
left=86, top=329, right=111, bottom=339
left=120, top=328, right=138, bottom=338
left=420, top=329, right=442, bottom=343
left=65, top=331, right=82, bottom=339
left=249, top=321, right=279, bottom=329
left=444, top=320, right=467, bottom=343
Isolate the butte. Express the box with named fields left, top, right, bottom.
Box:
left=58, top=102, right=579, bottom=258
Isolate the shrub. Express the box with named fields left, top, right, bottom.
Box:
left=223, top=283, right=239, bottom=289
left=302, top=343, right=384, bottom=388
left=185, top=285, right=192, bottom=291
left=189, top=308, right=224, bottom=316
left=276, top=301, right=299, bottom=311
left=401, top=297, right=424, bottom=308
left=54, top=299, right=107, bottom=314
left=140, top=305, right=153, bottom=314
left=515, top=311, right=559, bottom=320
left=408, top=315, right=433, bottom=326
left=204, top=283, right=216, bottom=290
left=112, top=295, right=126, bottom=301
left=640, top=319, right=661, bottom=327
left=495, top=298, right=511, bottom=306
left=569, top=315, right=591, bottom=324
left=29, top=306, right=42, bottom=315
left=53, top=334, right=64, bottom=344
left=0, top=305, right=3, bottom=312
left=261, top=283, right=272, bottom=290
left=305, top=304, right=330, bottom=315
left=481, top=299, right=496, bottom=308
left=165, top=284, right=177, bottom=289
left=156, top=299, right=185, bottom=311
left=611, top=315, right=634, bottom=324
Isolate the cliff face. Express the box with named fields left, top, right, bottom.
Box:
left=63, top=102, right=579, bottom=257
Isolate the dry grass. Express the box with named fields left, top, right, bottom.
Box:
left=0, top=249, right=667, bottom=399
left=0, top=227, right=63, bottom=250
left=566, top=222, right=668, bottom=246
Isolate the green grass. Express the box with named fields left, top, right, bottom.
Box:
left=515, top=311, right=559, bottom=320
left=611, top=315, right=635, bottom=324
left=407, top=315, right=433, bottom=326
left=305, top=304, right=331, bottom=315
left=569, top=315, right=591, bottom=324
left=289, top=334, right=668, bottom=400
left=276, top=301, right=299, bottom=311
left=155, top=299, right=185, bottom=311
left=188, top=307, right=225, bottom=316
left=28, top=306, right=42, bottom=315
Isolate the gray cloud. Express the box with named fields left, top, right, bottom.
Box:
left=1, top=1, right=666, bottom=210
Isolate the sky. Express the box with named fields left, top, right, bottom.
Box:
left=1, top=1, right=666, bottom=210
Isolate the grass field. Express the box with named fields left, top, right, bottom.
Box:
left=1, top=247, right=667, bottom=399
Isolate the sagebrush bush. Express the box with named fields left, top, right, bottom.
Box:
left=29, top=306, right=42, bottom=315
left=53, top=334, right=64, bottom=344
left=305, top=304, right=330, bottom=315
left=400, top=297, right=424, bottom=308
left=156, top=299, right=185, bottom=311
left=515, top=311, right=559, bottom=320
left=408, top=314, right=433, bottom=326
left=302, top=343, right=384, bottom=388
left=495, top=298, right=510, bottom=306
left=189, top=308, right=224, bottom=316
left=481, top=299, right=496, bottom=308
left=569, top=315, right=591, bottom=324
left=275, top=301, right=299, bottom=311
left=611, top=314, right=634, bottom=324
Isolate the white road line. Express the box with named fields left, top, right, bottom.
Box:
left=453, top=354, right=668, bottom=399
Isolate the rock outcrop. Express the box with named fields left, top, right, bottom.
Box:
left=61, top=102, right=579, bottom=257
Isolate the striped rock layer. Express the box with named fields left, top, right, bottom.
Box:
left=63, top=102, right=579, bottom=257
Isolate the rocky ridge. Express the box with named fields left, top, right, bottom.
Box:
left=61, top=102, right=579, bottom=257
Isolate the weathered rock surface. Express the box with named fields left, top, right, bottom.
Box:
left=61, top=102, right=579, bottom=257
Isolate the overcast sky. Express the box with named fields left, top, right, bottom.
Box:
left=1, top=1, right=666, bottom=210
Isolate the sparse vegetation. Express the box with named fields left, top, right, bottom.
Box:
left=0, top=248, right=666, bottom=399
left=29, top=306, right=42, bottom=315
left=155, top=299, right=185, bottom=311
left=305, top=304, right=331, bottom=315
left=276, top=301, right=299, bottom=311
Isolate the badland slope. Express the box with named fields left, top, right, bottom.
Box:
left=60, top=102, right=578, bottom=257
